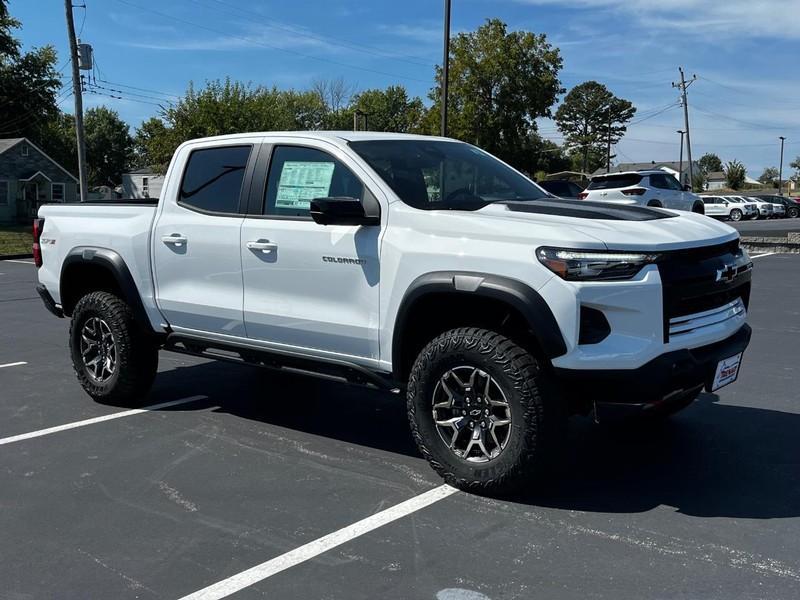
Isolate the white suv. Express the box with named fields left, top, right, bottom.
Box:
left=581, top=170, right=705, bottom=213
left=702, top=196, right=757, bottom=221
left=720, top=196, right=760, bottom=220
left=745, top=196, right=783, bottom=218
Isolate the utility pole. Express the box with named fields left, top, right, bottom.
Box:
left=778, top=136, right=786, bottom=196
left=440, top=0, right=451, bottom=137
left=672, top=68, right=697, bottom=190
left=677, top=130, right=685, bottom=185
left=605, top=112, right=612, bottom=173
left=64, top=0, right=88, bottom=202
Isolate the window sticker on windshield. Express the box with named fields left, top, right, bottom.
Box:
left=275, top=161, right=335, bottom=210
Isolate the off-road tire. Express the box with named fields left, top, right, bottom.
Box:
left=729, top=209, right=743, bottom=222
left=69, top=291, right=159, bottom=404
left=407, top=327, right=565, bottom=495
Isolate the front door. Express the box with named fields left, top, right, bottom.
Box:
left=241, top=142, right=381, bottom=360
left=152, top=142, right=255, bottom=337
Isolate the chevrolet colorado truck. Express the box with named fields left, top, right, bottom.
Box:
left=34, top=132, right=753, bottom=494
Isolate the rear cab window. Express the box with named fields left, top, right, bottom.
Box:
left=179, top=145, right=252, bottom=215
left=587, top=174, right=643, bottom=190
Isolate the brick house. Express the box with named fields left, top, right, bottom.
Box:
left=0, top=138, right=78, bottom=224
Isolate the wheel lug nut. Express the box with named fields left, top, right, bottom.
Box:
left=462, top=410, right=466, bottom=415
left=485, top=409, right=489, bottom=415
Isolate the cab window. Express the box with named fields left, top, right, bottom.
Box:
left=264, top=146, right=364, bottom=217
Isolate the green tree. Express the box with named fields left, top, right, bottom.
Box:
left=790, top=156, right=800, bottom=183
left=555, top=81, right=636, bottom=174
left=698, top=153, right=723, bottom=174
left=427, top=19, right=564, bottom=173
left=692, top=171, right=708, bottom=192
left=40, top=112, right=77, bottom=174
left=346, top=86, right=425, bottom=133
left=758, top=166, right=779, bottom=187
left=725, top=160, right=746, bottom=190
left=0, top=0, right=61, bottom=142
left=84, top=107, right=134, bottom=186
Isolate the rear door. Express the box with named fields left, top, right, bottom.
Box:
left=702, top=197, right=722, bottom=217
left=152, top=140, right=258, bottom=336
left=240, top=140, right=383, bottom=360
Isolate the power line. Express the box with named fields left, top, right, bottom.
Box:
left=113, top=0, right=430, bottom=84
left=97, top=78, right=180, bottom=100
left=692, top=105, right=798, bottom=132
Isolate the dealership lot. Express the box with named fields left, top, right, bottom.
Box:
left=1, top=254, right=799, bottom=599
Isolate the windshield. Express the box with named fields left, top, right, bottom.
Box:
left=349, top=139, right=547, bottom=210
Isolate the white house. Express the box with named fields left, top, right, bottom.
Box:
left=121, top=167, right=164, bottom=199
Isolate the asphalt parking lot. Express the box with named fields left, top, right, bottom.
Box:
left=1, top=254, right=799, bottom=600
left=730, top=217, right=800, bottom=238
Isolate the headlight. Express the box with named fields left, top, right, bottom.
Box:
left=537, top=247, right=660, bottom=281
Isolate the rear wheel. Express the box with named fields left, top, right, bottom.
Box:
left=407, top=327, right=565, bottom=495
left=692, top=202, right=705, bottom=215
left=69, top=291, right=159, bottom=404
left=788, top=206, right=799, bottom=219
left=729, top=208, right=743, bottom=221
left=647, top=200, right=663, bottom=208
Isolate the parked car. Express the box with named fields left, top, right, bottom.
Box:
left=580, top=170, right=705, bottom=213
left=701, top=196, right=749, bottom=221
left=752, top=195, right=798, bottom=218
left=33, top=132, right=753, bottom=494
left=537, top=179, right=584, bottom=199
left=718, top=196, right=759, bottom=220
left=737, top=196, right=774, bottom=219
left=746, top=196, right=785, bottom=218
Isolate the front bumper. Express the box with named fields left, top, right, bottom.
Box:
left=556, top=324, right=751, bottom=420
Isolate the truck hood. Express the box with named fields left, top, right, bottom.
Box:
left=474, top=199, right=738, bottom=251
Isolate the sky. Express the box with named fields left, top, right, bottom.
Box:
left=9, top=0, right=800, bottom=177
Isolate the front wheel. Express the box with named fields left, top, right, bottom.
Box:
left=406, top=328, right=565, bottom=495
left=729, top=208, right=743, bottom=221
left=69, top=291, right=159, bottom=404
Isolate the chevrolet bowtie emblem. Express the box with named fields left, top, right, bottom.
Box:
left=716, top=264, right=737, bottom=283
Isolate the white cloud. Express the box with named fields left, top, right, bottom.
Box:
left=512, top=0, right=800, bottom=38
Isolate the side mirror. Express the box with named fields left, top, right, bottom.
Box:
left=682, top=184, right=692, bottom=191
left=310, top=197, right=380, bottom=226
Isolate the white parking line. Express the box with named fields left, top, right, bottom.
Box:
left=178, top=484, right=459, bottom=600
left=0, top=395, right=206, bottom=446
left=750, top=252, right=779, bottom=259
left=0, top=362, right=27, bottom=369
left=1, top=259, right=35, bottom=265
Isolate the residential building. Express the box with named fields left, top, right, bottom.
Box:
left=122, top=168, right=164, bottom=199
left=706, top=171, right=727, bottom=190
left=0, top=138, right=78, bottom=224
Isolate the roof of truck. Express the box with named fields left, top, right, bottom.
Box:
left=182, top=131, right=457, bottom=145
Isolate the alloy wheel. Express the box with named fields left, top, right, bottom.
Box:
left=432, top=366, right=512, bottom=463
left=80, top=317, right=117, bottom=382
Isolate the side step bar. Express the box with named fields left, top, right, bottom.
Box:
left=163, top=332, right=401, bottom=393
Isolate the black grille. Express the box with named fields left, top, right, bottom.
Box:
left=658, top=241, right=752, bottom=342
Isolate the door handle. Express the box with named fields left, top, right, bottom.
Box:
left=246, top=240, right=278, bottom=254
left=162, top=234, right=188, bottom=247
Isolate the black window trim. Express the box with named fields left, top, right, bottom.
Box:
left=176, top=143, right=257, bottom=218
left=245, top=142, right=379, bottom=222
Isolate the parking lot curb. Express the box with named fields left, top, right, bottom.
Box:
left=741, top=236, right=800, bottom=254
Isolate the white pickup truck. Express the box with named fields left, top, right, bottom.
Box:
left=34, top=132, right=753, bottom=494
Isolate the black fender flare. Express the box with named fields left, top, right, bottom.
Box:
left=391, top=271, right=567, bottom=377
left=60, top=246, right=153, bottom=333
